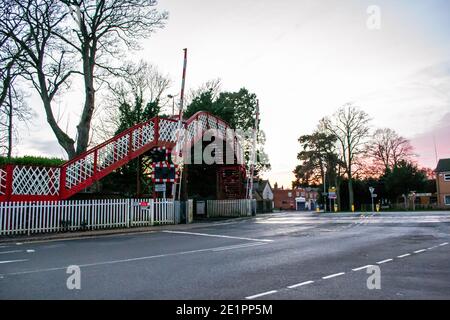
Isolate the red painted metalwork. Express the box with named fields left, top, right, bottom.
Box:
left=0, top=111, right=245, bottom=202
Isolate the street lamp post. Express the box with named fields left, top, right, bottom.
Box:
left=167, top=94, right=177, bottom=116
left=369, top=187, right=375, bottom=212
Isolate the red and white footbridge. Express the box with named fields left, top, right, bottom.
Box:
left=0, top=111, right=245, bottom=202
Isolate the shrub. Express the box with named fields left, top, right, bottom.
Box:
left=0, top=156, right=65, bottom=167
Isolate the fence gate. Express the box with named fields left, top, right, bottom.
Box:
left=130, top=199, right=175, bottom=227
left=130, top=199, right=154, bottom=227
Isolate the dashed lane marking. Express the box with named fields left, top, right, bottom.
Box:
left=377, top=259, right=393, bottom=264
left=397, top=253, right=411, bottom=258
left=322, top=272, right=345, bottom=279
left=245, top=290, right=278, bottom=300
left=352, top=265, right=373, bottom=271
left=439, top=242, right=448, bottom=246
left=287, top=280, right=314, bottom=289
left=414, top=249, right=426, bottom=254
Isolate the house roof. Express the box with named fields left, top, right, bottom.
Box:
left=435, top=158, right=450, bottom=172
left=257, top=180, right=272, bottom=193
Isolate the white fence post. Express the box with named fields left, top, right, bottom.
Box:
left=126, top=198, right=131, bottom=228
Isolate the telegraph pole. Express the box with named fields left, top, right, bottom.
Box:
left=247, top=100, right=259, bottom=215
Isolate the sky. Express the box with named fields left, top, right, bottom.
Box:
left=14, top=0, right=450, bottom=188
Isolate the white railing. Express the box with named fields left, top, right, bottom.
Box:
left=206, top=199, right=255, bottom=218
left=0, top=198, right=175, bottom=236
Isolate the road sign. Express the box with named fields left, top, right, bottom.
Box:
left=369, top=187, right=375, bottom=194
left=328, top=187, right=336, bottom=199
left=155, top=184, right=166, bottom=192
left=371, top=194, right=377, bottom=198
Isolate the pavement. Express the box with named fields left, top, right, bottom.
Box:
left=0, top=210, right=449, bottom=299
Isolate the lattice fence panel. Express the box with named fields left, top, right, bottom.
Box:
left=198, top=114, right=208, bottom=132
left=12, top=166, right=60, bottom=196
left=218, top=121, right=227, bottom=137
left=208, top=115, right=218, bottom=129
left=187, top=121, right=198, bottom=144
left=97, top=134, right=130, bottom=171
left=159, top=119, right=178, bottom=142
left=0, top=168, right=6, bottom=195
left=65, top=153, right=95, bottom=189
left=132, top=122, right=155, bottom=151
left=132, top=121, right=155, bottom=151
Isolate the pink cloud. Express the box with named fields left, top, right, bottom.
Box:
left=411, top=112, right=450, bottom=170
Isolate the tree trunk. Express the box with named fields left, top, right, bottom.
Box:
left=7, top=88, right=13, bottom=159
left=37, top=70, right=76, bottom=159
left=348, top=170, right=354, bottom=210
left=335, top=174, right=341, bottom=211
left=76, top=45, right=96, bottom=156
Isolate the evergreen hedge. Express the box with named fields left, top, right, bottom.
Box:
left=0, top=156, right=65, bottom=167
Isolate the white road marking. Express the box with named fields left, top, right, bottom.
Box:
left=377, top=259, right=393, bottom=264
left=414, top=249, right=426, bottom=254
left=212, top=242, right=266, bottom=252
left=0, top=259, right=28, bottom=264
left=162, top=230, right=274, bottom=242
left=439, top=242, right=448, bottom=246
left=397, top=253, right=411, bottom=258
left=322, top=272, right=345, bottom=279
left=0, top=243, right=269, bottom=277
left=287, top=280, right=314, bottom=289
left=26, top=249, right=35, bottom=253
left=16, top=243, right=23, bottom=245
left=0, top=250, right=22, bottom=255
left=352, top=265, right=373, bottom=271
left=245, top=290, right=278, bottom=300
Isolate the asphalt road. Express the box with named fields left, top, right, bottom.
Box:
left=1, top=211, right=449, bottom=299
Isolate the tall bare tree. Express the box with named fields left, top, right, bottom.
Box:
left=321, top=103, right=371, bottom=209
left=368, top=128, right=414, bottom=172
left=0, top=86, right=32, bottom=158
left=1, top=0, right=168, bottom=159
left=1, top=0, right=79, bottom=157
left=0, top=1, right=35, bottom=158
left=55, top=0, right=168, bottom=156
left=96, top=59, right=171, bottom=140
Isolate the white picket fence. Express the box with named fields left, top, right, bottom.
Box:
left=0, top=198, right=175, bottom=236
left=206, top=199, right=255, bottom=218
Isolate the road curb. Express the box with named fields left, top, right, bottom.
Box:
left=0, top=216, right=254, bottom=244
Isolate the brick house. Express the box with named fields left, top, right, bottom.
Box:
left=273, top=185, right=318, bottom=211
left=435, top=158, right=450, bottom=207
left=273, top=187, right=296, bottom=210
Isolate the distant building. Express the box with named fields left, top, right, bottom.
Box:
left=273, top=185, right=318, bottom=211
left=435, top=158, right=450, bottom=207
left=252, top=179, right=274, bottom=201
